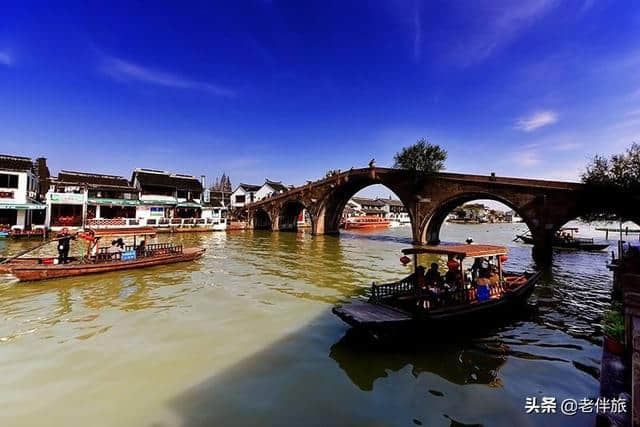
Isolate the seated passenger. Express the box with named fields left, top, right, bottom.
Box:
left=444, top=268, right=462, bottom=291
left=424, top=263, right=441, bottom=287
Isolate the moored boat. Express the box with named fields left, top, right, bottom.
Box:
left=515, top=227, right=609, bottom=251
left=344, top=216, right=390, bottom=230
left=2, top=227, right=205, bottom=282
left=332, top=244, right=541, bottom=339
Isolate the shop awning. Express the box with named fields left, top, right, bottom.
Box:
left=87, top=198, right=140, bottom=206
left=0, top=202, right=46, bottom=210
left=177, top=201, right=202, bottom=208
left=139, top=199, right=177, bottom=206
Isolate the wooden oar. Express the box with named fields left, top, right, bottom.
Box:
left=0, top=233, right=76, bottom=264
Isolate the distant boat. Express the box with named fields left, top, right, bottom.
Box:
left=515, top=227, right=609, bottom=251
left=344, top=216, right=390, bottom=230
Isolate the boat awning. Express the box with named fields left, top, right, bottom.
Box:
left=88, top=227, right=157, bottom=238
left=87, top=198, right=140, bottom=206
left=0, top=202, right=46, bottom=210
left=176, top=202, right=202, bottom=208
left=402, top=244, right=508, bottom=258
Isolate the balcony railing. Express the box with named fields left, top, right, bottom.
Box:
left=86, top=217, right=226, bottom=229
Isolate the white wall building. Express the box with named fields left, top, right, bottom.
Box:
left=0, top=155, right=47, bottom=230
left=255, top=179, right=289, bottom=201
left=230, top=183, right=261, bottom=208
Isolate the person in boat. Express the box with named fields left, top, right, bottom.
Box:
left=444, top=260, right=462, bottom=291
left=107, top=239, right=124, bottom=259
left=57, top=229, right=76, bottom=264
left=471, top=257, right=491, bottom=281
left=137, top=239, right=146, bottom=257
left=424, top=263, right=442, bottom=287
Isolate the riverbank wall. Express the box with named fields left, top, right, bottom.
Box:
left=603, top=258, right=640, bottom=426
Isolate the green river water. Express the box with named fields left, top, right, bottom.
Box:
left=0, top=222, right=622, bottom=426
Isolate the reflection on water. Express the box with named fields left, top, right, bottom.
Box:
left=0, top=223, right=613, bottom=426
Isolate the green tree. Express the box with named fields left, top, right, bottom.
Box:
left=581, top=143, right=640, bottom=220
left=393, top=138, right=447, bottom=173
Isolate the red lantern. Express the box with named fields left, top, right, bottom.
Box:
left=447, top=259, right=459, bottom=270
left=499, top=255, right=508, bottom=263
left=400, top=256, right=411, bottom=265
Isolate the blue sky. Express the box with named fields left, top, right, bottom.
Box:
left=1, top=1, right=640, bottom=196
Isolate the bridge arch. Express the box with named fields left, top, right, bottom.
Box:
left=421, top=192, right=536, bottom=245
left=253, top=208, right=272, bottom=230
left=315, top=174, right=417, bottom=238
left=278, top=199, right=313, bottom=232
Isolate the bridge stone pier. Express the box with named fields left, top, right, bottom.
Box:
left=245, top=167, right=638, bottom=264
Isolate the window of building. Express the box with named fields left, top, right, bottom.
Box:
left=190, top=191, right=201, bottom=200
left=0, top=173, right=19, bottom=189
left=235, top=195, right=245, bottom=203
left=177, top=190, right=188, bottom=199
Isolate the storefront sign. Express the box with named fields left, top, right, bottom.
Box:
left=50, top=193, right=84, bottom=204
left=0, top=191, right=14, bottom=199
left=150, top=207, right=164, bottom=216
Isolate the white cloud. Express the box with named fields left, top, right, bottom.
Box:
left=515, top=110, right=558, bottom=132
left=100, top=56, right=235, bottom=98
left=0, top=51, right=12, bottom=66
left=513, top=150, right=540, bottom=166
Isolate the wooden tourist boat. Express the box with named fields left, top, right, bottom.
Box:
left=332, top=244, right=541, bottom=338
left=515, top=227, right=609, bottom=251
left=343, top=216, right=390, bottom=230
left=1, top=227, right=205, bottom=282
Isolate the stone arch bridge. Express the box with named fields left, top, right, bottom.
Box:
left=244, top=167, right=637, bottom=263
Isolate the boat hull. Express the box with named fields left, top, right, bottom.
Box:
left=515, top=234, right=609, bottom=251
left=8, top=248, right=205, bottom=282
left=344, top=222, right=389, bottom=230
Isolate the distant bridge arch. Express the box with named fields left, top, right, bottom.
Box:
left=421, top=191, right=537, bottom=245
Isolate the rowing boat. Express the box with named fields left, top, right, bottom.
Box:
left=8, top=247, right=204, bottom=281
left=3, top=227, right=205, bottom=282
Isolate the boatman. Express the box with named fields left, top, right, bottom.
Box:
left=57, top=228, right=76, bottom=264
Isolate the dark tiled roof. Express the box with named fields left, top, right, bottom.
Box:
left=0, top=155, right=34, bottom=172
left=57, top=170, right=136, bottom=190
left=133, top=170, right=203, bottom=192
left=264, top=179, right=288, bottom=193
left=237, top=183, right=261, bottom=192
left=352, top=197, right=386, bottom=207
left=378, top=198, right=404, bottom=207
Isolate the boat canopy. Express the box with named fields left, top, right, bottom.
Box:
left=88, top=227, right=157, bottom=238
left=402, top=244, right=507, bottom=258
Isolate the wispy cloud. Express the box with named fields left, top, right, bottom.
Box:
left=412, top=1, right=422, bottom=63
left=515, top=110, right=558, bottom=132
left=0, top=51, right=12, bottom=67
left=100, top=56, right=235, bottom=98
left=449, top=0, right=556, bottom=66
left=513, top=150, right=540, bottom=166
